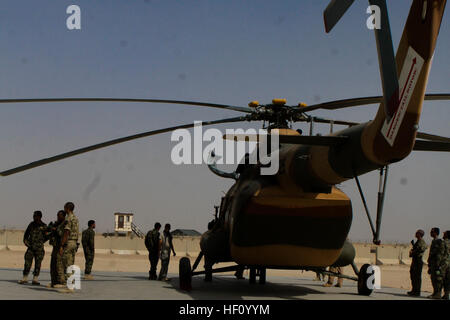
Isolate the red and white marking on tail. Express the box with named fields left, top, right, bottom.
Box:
left=381, top=46, right=424, bottom=146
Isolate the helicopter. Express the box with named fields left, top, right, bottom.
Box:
left=1, top=0, right=449, bottom=295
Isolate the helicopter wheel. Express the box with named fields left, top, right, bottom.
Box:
left=259, top=268, right=266, bottom=285
left=357, top=264, right=374, bottom=296
left=249, top=268, right=256, bottom=284
left=179, top=257, right=192, bottom=291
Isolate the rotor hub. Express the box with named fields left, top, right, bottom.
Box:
left=247, top=99, right=309, bottom=127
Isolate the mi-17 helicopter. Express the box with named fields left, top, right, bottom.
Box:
left=0, top=0, right=449, bottom=295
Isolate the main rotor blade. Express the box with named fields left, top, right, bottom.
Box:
left=0, top=98, right=252, bottom=113
left=299, top=93, right=450, bottom=113
left=413, top=140, right=450, bottom=152
left=278, top=135, right=348, bottom=146
left=323, top=0, right=355, bottom=33
left=369, top=0, right=399, bottom=121
left=310, top=117, right=360, bottom=126
left=223, top=134, right=348, bottom=146
left=417, top=132, right=450, bottom=143
left=0, top=116, right=248, bottom=177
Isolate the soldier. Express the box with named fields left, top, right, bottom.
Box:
left=323, top=266, right=343, bottom=287
left=158, top=223, right=176, bottom=281
left=18, top=211, right=48, bottom=285
left=145, top=222, right=162, bottom=280
left=82, top=220, right=96, bottom=280
left=407, top=229, right=427, bottom=296
left=443, top=230, right=450, bottom=300
left=46, top=210, right=67, bottom=288
left=427, top=227, right=447, bottom=299
left=58, top=202, right=79, bottom=291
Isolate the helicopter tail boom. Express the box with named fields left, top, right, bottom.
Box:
left=278, top=0, right=447, bottom=190
left=362, top=0, right=447, bottom=164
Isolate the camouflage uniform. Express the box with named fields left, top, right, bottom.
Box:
left=428, top=238, right=447, bottom=296
left=158, top=231, right=174, bottom=280
left=49, top=221, right=67, bottom=285
left=81, top=228, right=95, bottom=275
left=409, top=238, right=427, bottom=294
left=23, top=221, right=47, bottom=277
left=62, top=212, right=79, bottom=282
left=443, top=239, right=450, bottom=299
left=145, top=229, right=160, bottom=280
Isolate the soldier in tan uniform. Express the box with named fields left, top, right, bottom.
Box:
left=56, top=202, right=79, bottom=291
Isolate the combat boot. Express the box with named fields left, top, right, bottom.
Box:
left=442, top=292, right=449, bottom=300
left=57, top=288, right=74, bottom=294
left=427, top=293, right=442, bottom=299
left=323, top=282, right=333, bottom=287
left=18, top=275, right=28, bottom=284
left=53, top=284, right=66, bottom=289
left=83, top=274, right=94, bottom=280
left=32, top=276, right=40, bottom=285
left=407, top=291, right=420, bottom=297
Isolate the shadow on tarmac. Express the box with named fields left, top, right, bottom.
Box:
left=165, top=275, right=324, bottom=300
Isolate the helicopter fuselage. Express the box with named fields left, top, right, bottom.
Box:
left=201, top=129, right=357, bottom=268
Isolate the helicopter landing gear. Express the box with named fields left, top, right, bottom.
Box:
left=204, top=266, right=213, bottom=282
left=249, top=268, right=256, bottom=284
left=259, top=268, right=266, bottom=284
left=249, top=267, right=266, bottom=285
left=204, top=258, right=213, bottom=282
left=357, top=264, right=374, bottom=296
left=354, top=166, right=389, bottom=245
left=179, top=257, right=192, bottom=291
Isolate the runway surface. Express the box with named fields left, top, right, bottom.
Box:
left=0, top=268, right=425, bottom=300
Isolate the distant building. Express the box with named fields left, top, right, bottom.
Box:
left=171, top=229, right=202, bottom=237
left=114, top=213, right=134, bottom=234
left=113, top=213, right=145, bottom=238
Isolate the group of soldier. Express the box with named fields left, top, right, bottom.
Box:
left=18, top=202, right=96, bottom=293
left=409, top=227, right=449, bottom=299
left=145, top=222, right=176, bottom=281
left=18, top=207, right=176, bottom=290
left=311, top=227, right=449, bottom=299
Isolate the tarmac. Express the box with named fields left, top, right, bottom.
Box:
left=0, top=268, right=426, bottom=300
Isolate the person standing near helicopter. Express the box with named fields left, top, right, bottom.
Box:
left=407, top=229, right=427, bottom=297
left=427, top=227, right=447, bottom=299
left=145, top=222, right=162, bottom=280
left=18, top=211, right=48, bottom=285
left=442, top=231, right=450, bottom=300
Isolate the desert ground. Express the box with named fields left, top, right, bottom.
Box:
left=0, top=249, right=433, bottom=294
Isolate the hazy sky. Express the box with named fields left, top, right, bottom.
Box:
left=0, top=0, right=448, bottom=243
